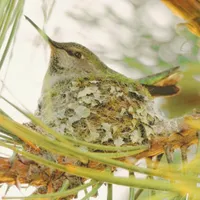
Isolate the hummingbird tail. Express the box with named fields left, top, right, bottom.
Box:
left=143, top=84, right=180, bottom=97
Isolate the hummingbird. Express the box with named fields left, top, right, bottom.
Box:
left=25, top=16, right=181, bottom=146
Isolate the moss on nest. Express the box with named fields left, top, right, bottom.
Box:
left=36, top=77, right=163, bottom=146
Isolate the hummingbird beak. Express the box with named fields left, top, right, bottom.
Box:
left=25, top=15, right=58, bottom=49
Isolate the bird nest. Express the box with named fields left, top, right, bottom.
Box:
left=35, top=76, right=164, bottom=147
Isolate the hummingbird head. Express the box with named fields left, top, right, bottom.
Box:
left=25, top=16, right=113, bottom=92
left=48, top=41, right=108, bottom=76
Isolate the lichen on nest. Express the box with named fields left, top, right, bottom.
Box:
left=35, top=77, right=164, bottom=146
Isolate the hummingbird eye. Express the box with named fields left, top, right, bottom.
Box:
left=74, top=52, right=82, bottom=59
left=66, top=50, right=82, bottom=59
left=66, top=50, right=74, bottom=56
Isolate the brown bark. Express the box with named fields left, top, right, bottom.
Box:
left=0, top=154, right=83, bottom=197
left=136, top=127, right=197, bottom=159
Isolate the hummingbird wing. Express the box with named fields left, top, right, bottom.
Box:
left=138, top=66, right=182, bottom=97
